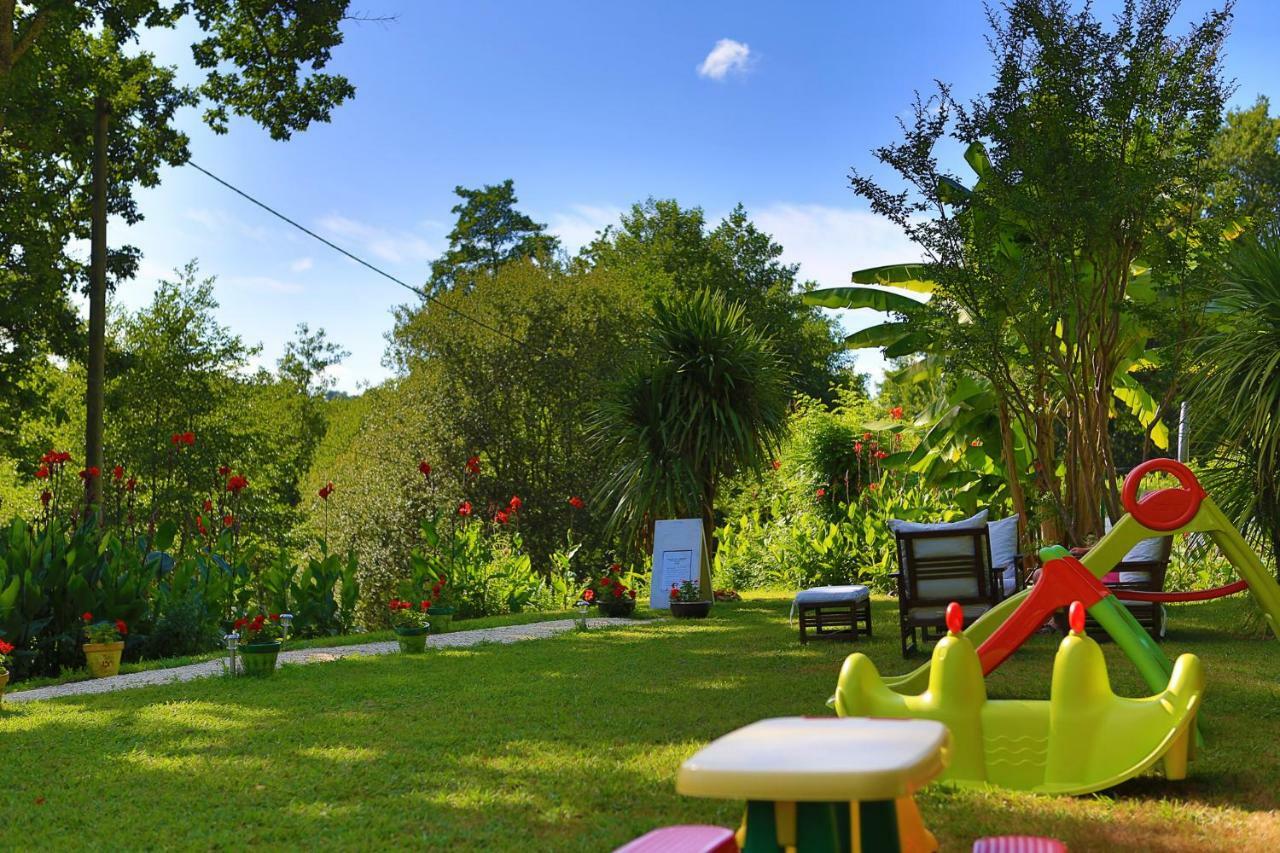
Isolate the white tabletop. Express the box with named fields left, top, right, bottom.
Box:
left=677, top=716, right=949, bottom=802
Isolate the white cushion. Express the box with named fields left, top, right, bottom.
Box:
left=907, top=603, right=991, bottom=622
left=988, top=515, right=1019, bottom=582
left=889, top=510, right=989, bottom=560
left=1104, top=516, right=1169, bottom=563
left=1002, top=575, right=1017, bottom=596
left=795, top=585, right=870, bottom=606
left=1116, top=571, right=1152, bottom=584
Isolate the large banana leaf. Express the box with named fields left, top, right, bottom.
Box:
left=1113, top=373, right=1171, bottom=449
left=843, top=322, right=914, bottom=349
left=849, top=264, right=936, bottom=294
left=805, top=286, right=924, bottom=313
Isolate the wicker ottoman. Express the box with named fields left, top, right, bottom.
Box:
left=795, top=585, right=872, bottom=644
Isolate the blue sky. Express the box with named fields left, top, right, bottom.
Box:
left=114, top=0, right=1280, bottom=392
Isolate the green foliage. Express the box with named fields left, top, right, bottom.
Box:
left=593, top=289, right=788, bottom=549
left=409, top=515, right=547, bottom=620
left=580, top=200, right=841, bottom=400
left=1209, top=96, right=1280, bottom=230
left=427, top=179, right=562, bottom=292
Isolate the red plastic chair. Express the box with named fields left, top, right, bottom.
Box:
left=613, top=825, right=738, bottom=853
left=973, top=836, right=1067, bottom=853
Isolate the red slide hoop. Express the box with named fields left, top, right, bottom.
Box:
left=1121, top=458, right=1205, bottom=532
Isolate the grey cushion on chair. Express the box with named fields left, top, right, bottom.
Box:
left=794, top=585, right=871, bottom=606
left=987, top=515, right=1020, bottom=596
left=889, top=510, right=990, bottom=599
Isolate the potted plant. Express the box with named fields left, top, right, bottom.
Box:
left=389, top=598, right=431, bottom=653
left=669, top=580, right=713, bottom=619
left=427, top=574, right=455, bottom=633
left=233, top=613, right=284, bottom=677
left=587, top=564, right=638, bottom=618
left=0, top=639, right=13, bottom=704
left=81, top=613, right=127, bottom=678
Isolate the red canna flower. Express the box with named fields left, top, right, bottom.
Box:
left=79, top=467, right=100, bottom=480
left=35, top=465, right=49, bottom=479
left=890, top=405, right=904, bottom=420
left=875, top=450, right=888, bottom=460
left=465, top=455, right=481, bottom=475
left=40, top=490, right=51, bottom=507
left=854, top=441, right=863, bottom=455
left=112, top=465, right=124, bottom=481
left=816, top=487, right=826, bottom=498
left=0, top=640, right=13, bottom=655
left=438, top=575, right=446, bottom=585
left=508, top=495, right=522, bottom=511
left=318, top=482, right=334, bottom=500
left=457, top=500, right=472, bottom=517
left=418, top=460, right=432, bottom=478
left=234, top=617, right=248, bottom=630
left=222, top=514, right=234, bottom=528
left=568, top=496, right=585, bottom=510
left=862, top=432, right=872, bottom=441
left=170, top=433, right=181, bottom=445
left=420, top=600, right=430, bottom=611
left=388, top=599, right=401, bottom=610
left=226, top=475, right=248, bottom=494
left=583, top=589, right=595, bottom=602
left=494, top=509, right=510, bottom=525
left=115, top=620, right=127, bottom=636
left=181, top=431, right=195, bottom=446
left=771, top=459, right=781, bottom=470
left=125, top=477, right=137, bottom=493
left=196, top=515, right=208, bottom=536
left=218, top=465, right=232, bottom=477
left=868, top=483, right=879, bottom=491
left=82, top=612, right=93, bottom=623
left=203, top=499, right=213, bottom=512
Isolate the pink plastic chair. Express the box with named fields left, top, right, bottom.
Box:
left=973, top=836, right=1067, bottom=853
left=613, top=825, right=738, bottom=853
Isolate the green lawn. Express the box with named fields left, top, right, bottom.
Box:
left=1, top=595, right=1277, bottom=851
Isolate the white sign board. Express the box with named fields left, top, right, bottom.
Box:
left=650, top=518, right=705, bottom=610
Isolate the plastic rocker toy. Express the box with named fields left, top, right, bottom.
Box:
left=833, top=601, right=1204, bottom=795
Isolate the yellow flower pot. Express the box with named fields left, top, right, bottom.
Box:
left=83, top=641, right=124, bottom=679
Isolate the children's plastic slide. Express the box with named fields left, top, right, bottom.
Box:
left=879, top=459, right=1280, bottom=698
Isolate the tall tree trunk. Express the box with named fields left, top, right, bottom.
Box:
left=995, top=396, right=1028, bottom=545
left=85, top=95, right=109, bottom=514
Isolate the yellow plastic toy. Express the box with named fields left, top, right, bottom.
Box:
left=834, top=601, right=1204, bottom=795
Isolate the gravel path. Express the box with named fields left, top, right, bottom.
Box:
left=4, top=617, right=633, bottom=704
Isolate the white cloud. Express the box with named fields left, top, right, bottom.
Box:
left=546, top=204, right=623, bottom=254
left=316, top=214, right=436, bottom=266
left=697, top=38, right=752, bottom=80
left=289, top=257, right=314, bottom=273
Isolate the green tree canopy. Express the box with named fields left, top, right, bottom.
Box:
left=1209, top=96, right=1280, bottom=231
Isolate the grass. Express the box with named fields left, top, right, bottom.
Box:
left=6, top=607, right=623, bottom=693
left=1, top=594, right=1277, bottom=851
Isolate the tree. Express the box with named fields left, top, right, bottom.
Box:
left=592, top=289, right=788, bottom=560
left=427, top=180, right=561, bottom=293
left=1, top=1, right=365, bottom=507
left=808, top=0, right=1233, bottom=545
left=1209, top=96, right=1280, bottom=231
left=581, top=199, right=841, bottom=400
left=1194, top=235, right=1280, bottom=576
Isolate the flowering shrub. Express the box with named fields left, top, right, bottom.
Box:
left=82, top=615, right=127, bottom=645
left=669, top=580, right=703, bottom=603
left=233, top=613, right=284, bottom=644
left=585, top=563, right=638, bottom=605
left=0, top=639, right=14, bottom=672
left=387, top=599, right=431, bottom=630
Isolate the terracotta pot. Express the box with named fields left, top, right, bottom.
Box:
left=82, top=641, right=124, bottom=679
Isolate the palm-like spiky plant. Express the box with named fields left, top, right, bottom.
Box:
left=1195, top=234, right=1280, bottom=575
left=592, top=289, right=789, bottom=553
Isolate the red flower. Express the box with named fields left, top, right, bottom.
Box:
left=418, top=460, right=432, bottom=478
left=869, top=483, right=880, bottom=491
left=270, top=613, right=280, bottom=621
left=465, top=455, right=481, bottom=475
left=203, top=499, right=213, bottom=512
left=816, top=487, right=826, bottom=498
left=181, top=431, right=195, bottom=446
left=112, top=465, right=124, bottom=481
left=854, top=441, right=863, bottom=455
left=612, top=586, right=622, bottom=598
left=40, top=490, right=51, bottom=507
left=0, top=640, right=13, bottom=655
left=218, top=465, right=232, bottom=476
left=115, top=620, right=128, bottom=636
left=568, top=496, right=585, bottom=510
left=125, top=477, right=137, bottom=493
left=420, top=600, right=430, bottom=611
left=875, top=450, right=888, bottom=460
left=494, top=509, right=510, bottom=525
left=970, top=438, right=983, bottom=447
left=79, top=466, right=100, bottom=480
left=226, top=475, right=248, bottom=494
left=437, top=575, right=446, bottom=585
left=35, top=465, right=49, bottom=479
left=170, top=433, right=181, bottom=445
left=196, top=515, right=208, bottom=536
left=222, top=514, right=235, bottom=528
left=669, top=585, right=680, bottom=600
left=862, top=432, right=872, bottom=441
left=771, top=459, right=781, bottom=470
left=234, top=617, right=248, bottom=630
left=890, top=405, right=904, bottom=420
left=583, top=589, right=595, bottom=602
left=610, top=563, right=621, bottom=573
left=318, top=482, right=334, bottom=500
left=599, top=576, right=610, bottom=585
left=388, top=599, right=401, bottom=610
left=457, top=500, right=472, bottom=517
left=628, top=589, right=636, bottom=599
left=82, top=612, right=92, bottom=623
left=508, top=495, right=522, bottom=511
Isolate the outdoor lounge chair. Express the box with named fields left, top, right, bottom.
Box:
left=893, top=526, right=1002, bottom=656
left=1050, top=534, right=1173, bottom=639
